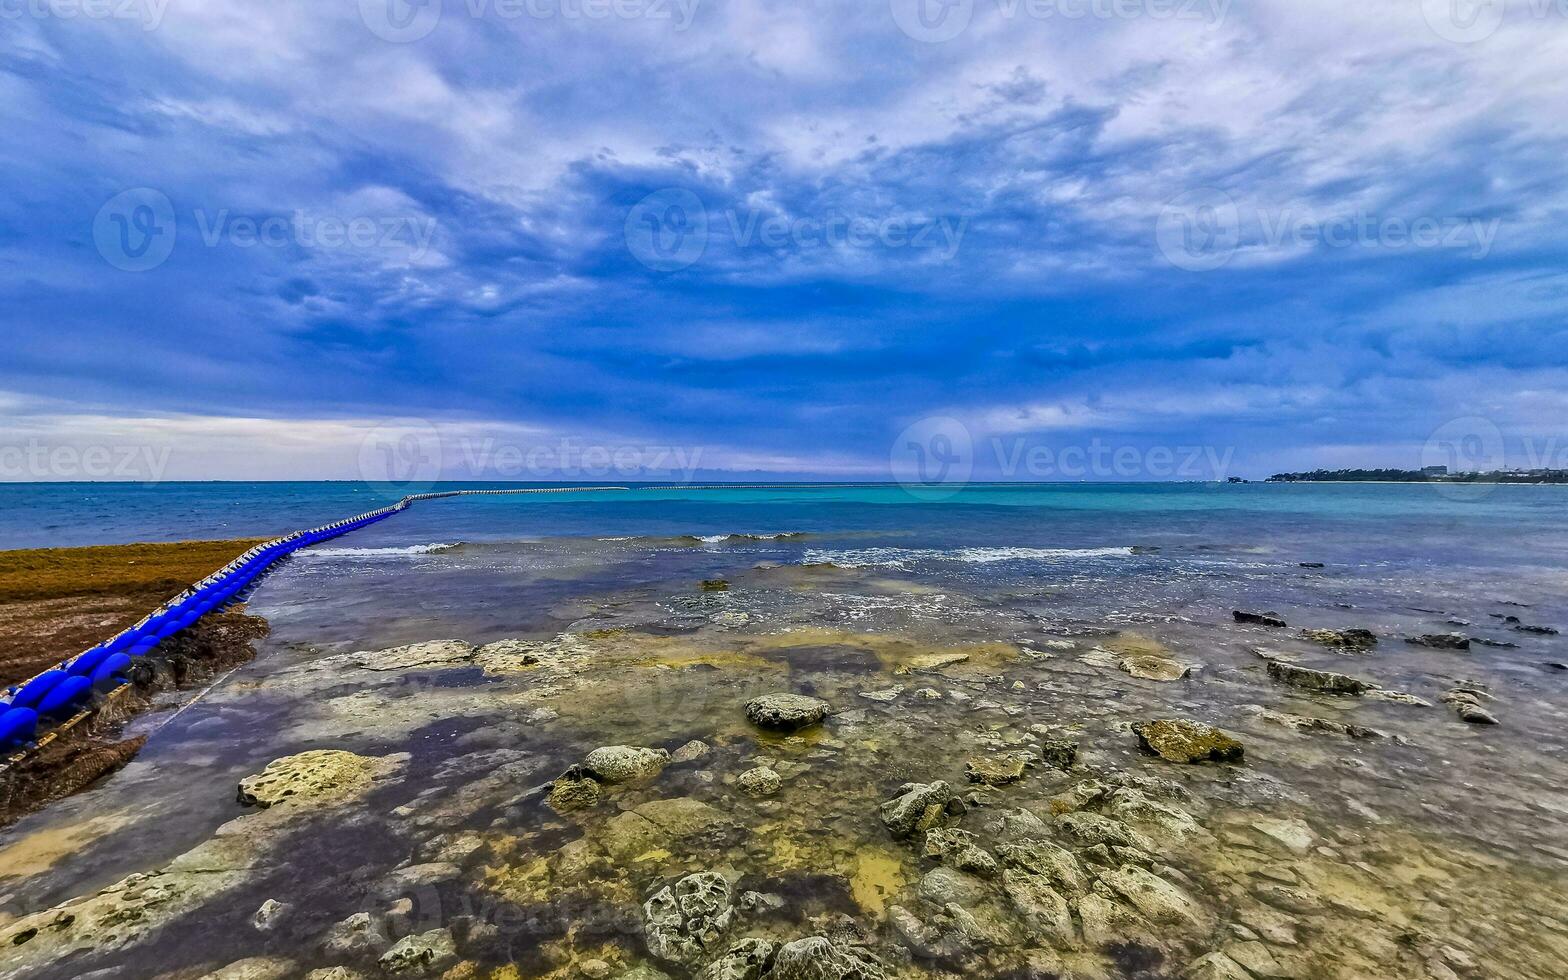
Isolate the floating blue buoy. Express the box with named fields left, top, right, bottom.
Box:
left=91, top=653, right=133, bottom=689
left=0, top=707, right=39, bottom=748
left=11, top=669, right=67, bottom=710
left=69, top=646, right=113, bottom=676
left=37, top=675, right=92, bottom=718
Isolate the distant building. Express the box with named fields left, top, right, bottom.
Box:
left=1421, top=465, right=1448, bottom=476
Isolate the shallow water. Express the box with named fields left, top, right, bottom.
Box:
left=1, top=485, right=1566, bottom=979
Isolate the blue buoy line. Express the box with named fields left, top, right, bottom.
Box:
left=0, top=486, right=630, bottom=761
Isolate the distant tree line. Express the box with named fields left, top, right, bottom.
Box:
left=1267, top=468, right=1568, bottom=484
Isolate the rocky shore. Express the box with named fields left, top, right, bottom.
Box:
left=1, top=569, right=1564, bottom=980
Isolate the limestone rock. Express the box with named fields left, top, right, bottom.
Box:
left=320, top=912, right=392, bottom=958
left=1187, top=951, right=1253, bottom=980
left=878, top=781, right=953, bottom=839
left=1264, top=660, right=1374, bottom=695
left=1001, top=869, right=1076, bottom=946
left=200, top=957, right=296, bottom=980
left=965, top=752, right=1032, bottom=786
left=671, top=740, right=710, bottom=763
left=644, top=872, right=735, bottom=965
left=767, top=936, right=887, bottom=980
left=548, top=768, right=604, bottom=813
left=237, top=750, right=403, bottom=808
left=745, top=694, right=831, bottom=731
left=1120, top=655, right=1192, bottom=681
left=997, top=839, right=1089, bottom=896
left=1406, top=633, right=1471, bottom=651
left=1038, top=736, right=1079, bottom=770
left=1250, top=817, right=1315, bottom=854
left=1300, top=628, right=1377, bottom=652
left=1234, top=611, right=1287, bottom=628
left=700, top=938, right=776, bottom=980
left=252, top=898, right=290, bottom=932
left=923, top=828, right=999, bottom=877
left=1098, top=865, right=1209, bottom=929
left=1132, top=719, right=1244, bottom=764
left=377, top=927, right=458, bottom=976
left=583, top=745, right=670, bottom=784
left=737, top=767, right=782, bottom=797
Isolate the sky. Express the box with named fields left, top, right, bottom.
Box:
left=2, top=0, right=1567, bottom=483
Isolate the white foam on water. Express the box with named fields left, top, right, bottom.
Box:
left=802, top=546, right=1135, bottom=569
left=299, top=543, right=460, bottom=558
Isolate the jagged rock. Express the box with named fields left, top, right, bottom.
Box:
left=922, top=828, right=999, bottom=877
left=965, top=752, right=1031, bottom=786
left=1513, top=624, right=1559, bottom=635
left=237, top=750, right=403, bottom=808
left=252, top=898, right=290, bottom=932
left=1038, top=736, right=1079, bottom=770
left=1246, top=707, right=1384, bottom=739
left=583, top=745, right=670, bottom=784
left=1056, top=812, right=1156, bottom=853
left=548, top=766, right=604, bottom=813
left=320, top=912, right=392, bottom=957
left=745, top=694, right=831, bottom=731
left=644, top=872, right=735, bottom=964
left=1048, top=780, right=1111, bottom=814
left=767, top=936, right=887, bottom=980
left=919, top=866, right=990, bottom=907
left=1234, top=611, right=1287, bottom=628
left=1300, top=628, right=1377, bottom=652
left=1001, top=870, right=1076, bottom=945
left=1187, top=951, right=1254, bottom=980
left=671, top=740, right=710, bottom=763
left=858, top=687, right=902, bottom=703
left=1250, top=817, right=1315, bottom=854
left=200, top=958, right=295, bottom=980
left=1406, top=633, right=1470, bottom=651
left=879, top=781, right=953, bottom=838
left=737, top=767, right=782, bottom=797
left=1223, top=941, right=1292, bottom=978
left=1075, top=892, right=1150, bottom=949
left=377, top=928, right=458, bottom=976
left=895, top=652, right=970, bottom=675
left=997, top=839, right=1089, bottom=896
left=1265, top=661, right=1374, bottom=696
left=1441, top=688, right=1500, bottom=725
left=1106, top=788, right=1202, bottom=843
left=700, top=938, right=776, bottom=980
left=1132, top=719, right=1244, bottom=764
left=1098, top=865, right=1209, bottom=929
left=305, top=968, right=371, bottom=980
left=1119, top=655, right=1193, bottom=681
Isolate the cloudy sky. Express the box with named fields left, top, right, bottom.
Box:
left=3, top=0, right=1566, bottom=482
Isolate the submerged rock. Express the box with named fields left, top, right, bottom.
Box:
left=1119, top=655, right=1193, bottom=681
left=965, top=752, right=1032, bottom=786
left=767, top=936, right=887, bottom=980
left=1245, top=706, right=1384, bottom=740
left=1038, top=735, right=1079, bottom=770
left=922, top=828, right=999, bottom=877
left=548, top=766, right=604, bottom=813
left=1132, top=719, right=1244, bottom=764
left=1097, top=865, right=1209, bottom=929
left=377, top=927, right=457, bottom=976
left=671, top=740, right=711, bottom=764
left=644, top=872, right=735, bottom=965
left=583, top=745, right=671, bottom=784
left=745, top=693, right=831, bottom=731
left=701, top=938, right=776, bottom=980
left=1265, top=660, right=1374, bottom=696
left=1300, top=627, right=1377, bottom=652
left=879, top=780, right=953, bottom=838
left=1441, top=688, right=1500, bottom=725
left=237, top=750, right=403, bottom=809
left=1234, top=610, right=1287, bottom=628
left=1001, top=869, right=1076, bottom=945
left=737, top=767, right=782, bottom=797
left=1406, top=633, right=1471, bottom=651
